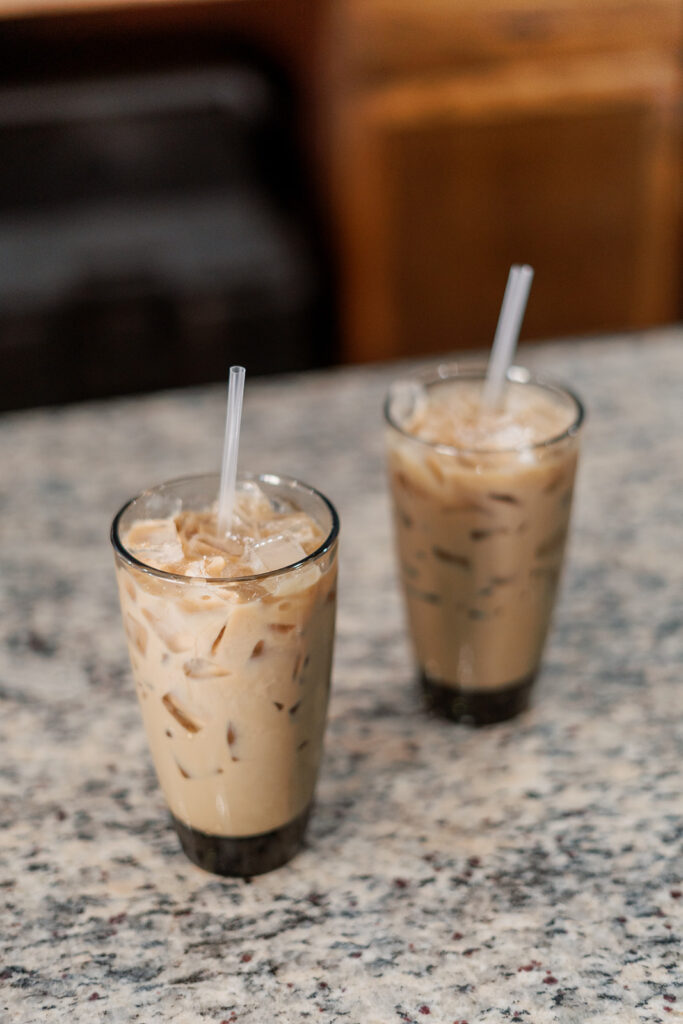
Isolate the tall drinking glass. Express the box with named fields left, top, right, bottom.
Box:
left=112, top=473, right=339, bottom=875
left=385, top=365, right=584, bottom=725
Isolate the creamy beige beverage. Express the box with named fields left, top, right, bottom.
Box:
left=112, top=473, right=338, bottom=875
left=385, top=366, right=583, bottom=724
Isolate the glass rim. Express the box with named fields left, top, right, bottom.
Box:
left=383, top=363, right=585, bottom=456
left=111, top=472, right=340, bottom=585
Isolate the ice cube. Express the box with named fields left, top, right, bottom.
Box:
left=126, top=517, right=184, bottom=568
left=205, top=556, right=227, bottom=577
left=390, top=379, right=427, bottom=426
left=183, top=658, right=231, bottom=679
left=183, top=559, right=207, bottom=577
left=208, top=533, right=245, bottom=557
left=260, top=513, right=322, bottom=550
left=233, top=482, right=274, bottom=528
left=125, top=614, right=148, bottom=656
left=266, top=562, right=321, bottom=597
left=185, top=535, right=218, bottom=558
left=162, top=692, right=204, bottom=732
left=251, top=534, right=307, bottom=572
left=142, top=608, right=194, bottom=653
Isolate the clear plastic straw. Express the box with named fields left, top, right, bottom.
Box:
left=482, top=264, right=534, bottom=410
left=217, top=365, right=246, bottom=534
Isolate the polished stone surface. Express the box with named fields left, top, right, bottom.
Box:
left=1, top=327, right=682, bottom=1023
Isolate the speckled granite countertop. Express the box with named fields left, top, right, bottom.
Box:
left=1, top=328, right=682, bottom=1023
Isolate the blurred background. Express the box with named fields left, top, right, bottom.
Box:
left=0, top=0, right=680, bottom=411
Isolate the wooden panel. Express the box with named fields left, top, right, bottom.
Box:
left=0, top=0, right=276, bottom=22
left=342, top=0, right=683, bottom=81
left=332, top=54, right=680, bottom=361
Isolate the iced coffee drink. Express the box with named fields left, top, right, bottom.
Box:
left=385, top=366, right=584, bottom=724
left=111, top=473, right=338, bottom=875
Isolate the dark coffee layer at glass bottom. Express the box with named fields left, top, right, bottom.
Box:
left=172, top=804, right=312, bottom=877
left=421, top=671, right=534, bottom=725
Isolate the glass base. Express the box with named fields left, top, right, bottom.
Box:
left=172, top=804, right=312, bottom=877
left=420, top=671, right=534, bottom=725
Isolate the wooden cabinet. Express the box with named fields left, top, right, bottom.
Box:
left=325, top=0, right=682, bottom=361
left=2, top=0, right=681, bottom=365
